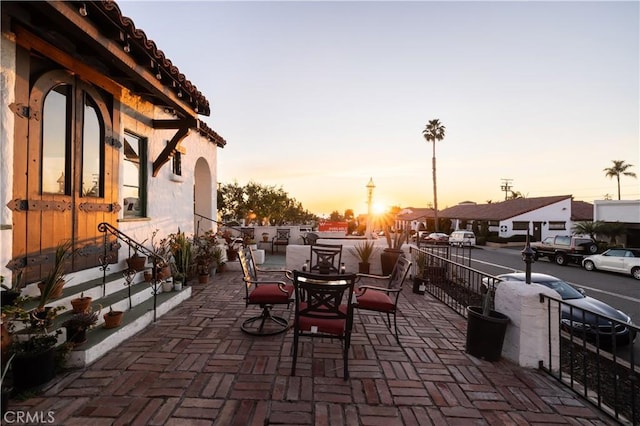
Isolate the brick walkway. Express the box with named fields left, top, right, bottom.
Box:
left=9, top=267, right=615, bottom=425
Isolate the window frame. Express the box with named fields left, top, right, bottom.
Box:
left=122, top=130, right=148, bottom=218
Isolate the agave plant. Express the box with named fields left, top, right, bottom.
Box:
left=38, top=241, right=72, bottom=309
left=348, top=241, right=378, bottom=264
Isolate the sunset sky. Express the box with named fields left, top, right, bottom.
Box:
left=117, top=1, right=639, bottom=217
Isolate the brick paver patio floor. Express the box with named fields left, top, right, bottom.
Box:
left=8, top=264, right=615, bottom=425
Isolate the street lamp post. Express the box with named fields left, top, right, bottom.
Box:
left=366, top=178, right=375, bottom=240
left=521, top=232, right=536, bottom=284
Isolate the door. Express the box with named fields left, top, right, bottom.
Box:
left=11, top=70, right=119, bottom=281
left=533, top=222, right=542, bottom=241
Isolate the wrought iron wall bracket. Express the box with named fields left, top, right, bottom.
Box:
left=6, top=199, right=72, bottom=212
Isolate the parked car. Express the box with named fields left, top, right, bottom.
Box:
left=494, top=272, right=635, bottom=346
left=420, top=232, right=449, bottom=245
left=530, top=235, right=598, bottom=266
left=582, top=248, right=640, bottom=280
left=449, top=230, right=476, bottom=246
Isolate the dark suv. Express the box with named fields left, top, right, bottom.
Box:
left=531, top=235, right=598, bottom=266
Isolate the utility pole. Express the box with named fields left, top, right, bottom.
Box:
left=500, top=178, right=513, bottom=201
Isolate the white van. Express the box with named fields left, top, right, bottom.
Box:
left=449, top=230, right=476, bottom=247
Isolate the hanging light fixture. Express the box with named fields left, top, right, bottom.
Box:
left=79, top=3, right=88, bottom=16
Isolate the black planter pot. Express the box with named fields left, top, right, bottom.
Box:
left=12, top=347, right=56, bottom=390
left=1, top=291, right=19, bottom=307
left=380, top=248, right=403, bottom=276
left=65, top=326, right=87, bottom=345
left=412, top=277, right=426, bottom=295
left=465, top=306, right=510, bottom=362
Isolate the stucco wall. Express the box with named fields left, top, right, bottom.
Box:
left=499, top=198, right=573, bottom=240
left=0, top=24, right=16, bottom=280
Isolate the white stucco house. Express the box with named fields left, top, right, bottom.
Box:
left=438, top=195, right=593, bottom=242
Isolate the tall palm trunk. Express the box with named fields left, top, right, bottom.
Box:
left=432, top=143, right=438, bottom=232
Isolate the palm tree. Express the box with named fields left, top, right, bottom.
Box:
left=422, top=119, right=446, bottom=231
left=603, top=160, right=637, bottom=200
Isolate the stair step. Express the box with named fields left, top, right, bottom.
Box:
left=10, top=269, right=192, bottom=369
left=65, top=285, right=192, bottom=368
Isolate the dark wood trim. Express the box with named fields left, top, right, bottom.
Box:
left=152, top=117, right=197, bottom=130
left=152, top=127, right=190, bottom=177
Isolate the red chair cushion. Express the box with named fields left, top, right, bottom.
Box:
left=249, top=285, right=291, bottom=304
left=356, top=289, right=394, bottom=312
left=297, top=303, right=347, bottom=336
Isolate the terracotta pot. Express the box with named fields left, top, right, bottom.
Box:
left=198, top=274, right=209, bottom=284
left=157, top=266, right=171, bottom=280
left=103, top=311, right=124, bottom=329
left=126, top=255, right=147, bottom=272
left=71, top=296, right=92, bottom=313
left=143, top=271, right=152, bottom=282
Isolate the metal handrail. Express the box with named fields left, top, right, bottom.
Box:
left=194, top=213, right=253, bottom=241
left=97, top=222, right=166, bottom=321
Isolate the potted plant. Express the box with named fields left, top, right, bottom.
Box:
left=381, top=230, right=406, bottom=275
left=61, top=305, right=100, bottom=345
left=169, top=229, right=192, bottom=283
left=5, top=302, right=62, bottom=390
left=465, top=285, right=510, bottom=362
left=1, top=269, right=26, bottom=307
left=211, top=246, right=224, bottom=274
left=193, top=230, right=216, bottom=283
left=412, top=251, right=428, bottom=294
left=70, top=291, right=93, bottom=314
left=150, top=229, right=172, bottom=280
left=103, top=306, right=124, bottom=329
left=1, top=353, right=15, bottom=417
left=126, top=240, right=147, bottom=272
left=261, top=232, right=270, bottom=243
left=37, top=240, right=72, bottom=305
left=349, top=241, right=378, bottom=274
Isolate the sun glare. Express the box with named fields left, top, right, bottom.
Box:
left=372, top=203, right=386, bottom=215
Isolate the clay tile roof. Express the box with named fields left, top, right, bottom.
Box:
left=99, top=0, right=210, bottom=116
left=397, top=208, right=435, bottom=221
left=439, top=195, right=577, bottom=221
left=571, top=200, right=594, bottom=221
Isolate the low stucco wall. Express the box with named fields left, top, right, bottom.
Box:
left=496, top=281, right=560, bottom=368
left=285, top=240, right=409, bottom=276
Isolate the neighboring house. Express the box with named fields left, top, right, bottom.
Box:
left=1, top=1, right=225, bottom=282
left=593, top=200, right=640, bottom=247
left=395, top=207, right=436, bottom=234
left=438, top=195, right=593, bottom=241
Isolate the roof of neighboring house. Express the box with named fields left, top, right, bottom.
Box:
left=396, top=208, right=435, bottom=222
left=571, top=200, right=594, bottom=221
left=439, top=195, right=592, bottom=221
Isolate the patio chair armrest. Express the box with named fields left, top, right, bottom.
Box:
left=356, top=285, right=401, bottom=295
left=256, top=266, right=293, bottom=280
left=355, top=273, right=391, bottom=283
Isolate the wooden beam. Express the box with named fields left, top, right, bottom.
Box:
left=14, top=25, right=122, bottom=97
left=152, top=118, right=197, bottom=130
left=152, top=127, right=190, bottom=177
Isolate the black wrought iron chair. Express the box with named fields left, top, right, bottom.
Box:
left=238, top=247, right=293, bottom=335
left=309, top=243, right=343, bottom=274
left=271, top=228, right=290, bottom=254
left=291, top=270, right=357, bottom=380
left=301, top=232, right=319, bottom=245
left=355, top=255, right=412, bottom=343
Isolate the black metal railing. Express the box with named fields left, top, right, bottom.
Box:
left=410, top=245, right=639, bottom=425
left=538, top=294, right=639, bottom=425
left=98, top=222, right=166, bottom=321
left=408, top=246, right=497, bottom=317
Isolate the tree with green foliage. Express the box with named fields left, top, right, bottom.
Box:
left=218, top=181, right=317, bottom=226
left=603, top=160, right=636, bottom=200
left=422, top=119, right=446, bottom=231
